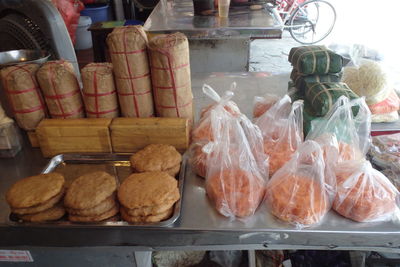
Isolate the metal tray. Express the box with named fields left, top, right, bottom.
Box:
left=8, top=153, right=186, bottom=227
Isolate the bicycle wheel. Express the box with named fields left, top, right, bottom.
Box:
left=288, top=0, right=336, bottom=44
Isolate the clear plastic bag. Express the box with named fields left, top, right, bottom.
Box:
left=51, top=0, right=84, bottom=45
left=371, top=111, right=399, bottom=123
left=381, top=164, right=400, bottom=191
left=333, top=159, right=399, bottom=223
left=188, top=141, right=211, bottom=178
left=368, top=89, right=400, bottom=115
left=265, top=140, right=333, bottom=228
left=342, top=59, right=392, bottom=105
left=252, top=93, right=280, bottom=119
left=369, top=133, right=400, bottom=169
left=255, top=95, right=304, bottom=176
left=189, top=84, right=241, bottom=177
left=306, top=96, right=371, bottom=164
left=191, top=83, right=240, bottom=143
left=204, top=96, right=268, bottom=219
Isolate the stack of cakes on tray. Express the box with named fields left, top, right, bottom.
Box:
left=6, top=173, right=66, bottom=222
left=64, top=171, right=119, bottom=222
left=118, top=144, right=181, bottom=223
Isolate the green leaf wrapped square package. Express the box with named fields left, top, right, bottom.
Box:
left=290, top=69, right=342, bottom=92
left=288, top=45, right=343, bottom=75
left=305, top=82, right=359, bottom=116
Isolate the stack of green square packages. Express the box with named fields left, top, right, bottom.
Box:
left=288, top=45, right=359, bottom=135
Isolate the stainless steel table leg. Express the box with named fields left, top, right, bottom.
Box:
left=133, top=251, right=152, bottom=267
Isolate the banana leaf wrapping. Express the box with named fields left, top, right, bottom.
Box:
left=288, top=46, right=343, bottom=75
left=291, top=69, right=342, bottom=92
left=0, top=64, right=46, bottom=130
left=305, top=82, right=359, bottom=116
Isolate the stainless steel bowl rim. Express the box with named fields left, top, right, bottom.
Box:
left=0, top=49, right=51, bottom=67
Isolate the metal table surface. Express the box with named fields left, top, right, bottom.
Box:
left=143, top=0, right=282, bottom=39
left=143, top=0, right=283, bottom=72
left=1, top=73, right=400, bottom=253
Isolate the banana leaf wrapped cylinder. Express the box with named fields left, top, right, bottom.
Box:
left=106, top=25, right=154, bottom=117
left=36, top=60, right=85, bottom=119
left=148, top=32, right=193, bottom=123
left=288, top=45, right=343, bottom=75
left=0, top=64, right=47, bottom=130
left=81, top=63, right=119, bottom=118
left=305, top=82, right=359, bottom=116
left=291, top=69, right=342, bottom=92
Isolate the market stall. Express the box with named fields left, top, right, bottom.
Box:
left=1, top=9, right=400, bottom=264
left=1, top=72, right=400, bottom=254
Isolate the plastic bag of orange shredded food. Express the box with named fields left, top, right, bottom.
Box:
left=255, top=95, right=304, bottom=176
left=333, top=159, right=399, bottom=223
left=265, top=140, right=333, bottom=228
left=252, top=93, right=280, bottom=119
left=306, top=96, right=371, bottom=164
left=191, top=83, right=240, bottom=143
left=204, top=103, right=268, bottom=219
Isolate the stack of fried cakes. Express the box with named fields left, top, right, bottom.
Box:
left=118, top=172, right=180, bottom=223
left=64, top=171, right=119, bottom=222
left=6, top=173, right=66, bottom=222
left=130, top=144, right=182, bottom=177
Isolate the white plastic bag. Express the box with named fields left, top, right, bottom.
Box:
left=252, top=93, right=280, bottom=119
left=205, top=98, right=268, bottom=219
left=342, top=59, right=391, bottom=105
left=306, top=96, right=371, bottom=164
left=255, top=95, right=304, bottom=176
left=371, top=111, right=399, bottom=123
left=334, top=159, right=399, bottom=222
left=191, top=83, right=240, bottom=143
left=189, top=84, right=241, bottom=178
left=265, top=140, right=333, bottom=228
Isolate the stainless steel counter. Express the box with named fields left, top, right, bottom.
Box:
left=1, top=73, right=400, bottom=253
left=144, top=0, right=282, bottom=39
left=144, top=0, right=282, bottom=72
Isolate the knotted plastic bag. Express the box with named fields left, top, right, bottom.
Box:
left=255, top=95, right=304, bottom=176
left=265, top=140, right=333, bottom=228
left=204, top=99, right=268, bottom=219
left=333, top=160, right=399, bottom=223
left=189, top=84, right=241, bottom=178
left=191, top=83, right=240, bottom=143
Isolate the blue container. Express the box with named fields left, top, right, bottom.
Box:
left=80, top=4, right=109, bottom=23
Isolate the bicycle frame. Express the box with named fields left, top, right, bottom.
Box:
left=267, top=0, right=309, bottom=28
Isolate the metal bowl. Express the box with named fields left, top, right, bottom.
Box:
left=0, top=49, right=50, bottom=67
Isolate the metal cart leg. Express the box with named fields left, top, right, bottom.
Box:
left=248, top=250, right=256, bottom=267
left=133, top=251, right=152, bottom=267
